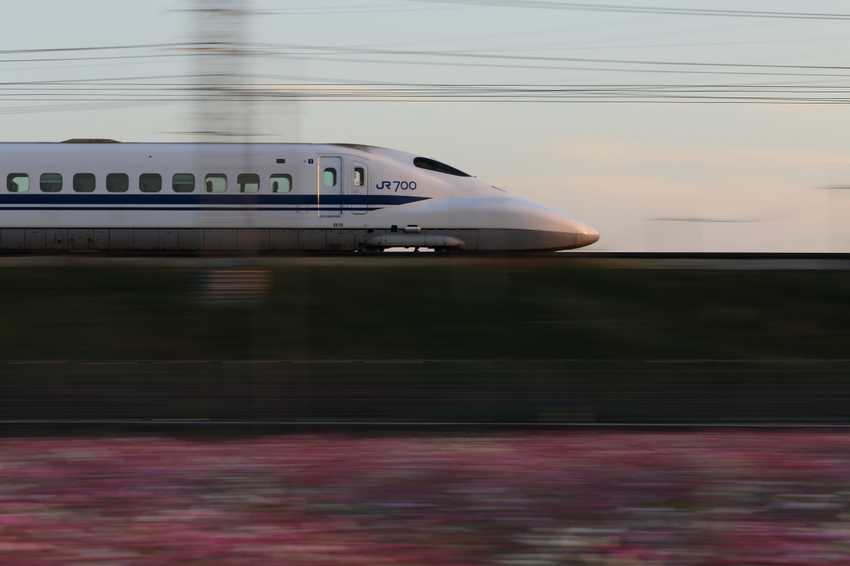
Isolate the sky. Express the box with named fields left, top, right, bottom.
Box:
left=4, top=0, right=850, bottom=252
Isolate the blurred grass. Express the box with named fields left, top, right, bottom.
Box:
left=0, top=258, right=848, bottom=361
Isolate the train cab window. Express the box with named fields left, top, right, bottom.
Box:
left=205, top=174, right=226, bottom=193
left=173, top=174, right=195, bottom=193
left=323, top=168, right=337, bottom=187
left=7, top=174, right=29, bottom=193
left=106, top=173, right=129, bottom=193
left=237, top=174, right=259, bottom=193
left=413, top=157, right=471, bottom=177
left=140, top=173, right=162, bottom=193
left=73, top=173, right=96, bottom=193
left=354, top=167, right=365, bottom=186
left=270, top=174, right=292, bottom=193
left=40, top=173, right=63, bottom=193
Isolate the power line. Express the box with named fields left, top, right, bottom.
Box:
left=0, top=43, right=181, bottom=55
left=6, top=82, right=850, bottom=104
left=410, top=0, right=850, bottom=21
left=0, top=54, right=185, bottom=65
left=263, top=46, right=850, bottom=80
left=3, top=41, right=850, bottom=80
left=5, top=40, right=850, bottom=72
left=4, top=39, right=850, bottom=109
left=259, top=43, right=850, bottom=72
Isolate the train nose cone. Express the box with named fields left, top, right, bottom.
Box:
left=574, top=220, right=600, bottom=248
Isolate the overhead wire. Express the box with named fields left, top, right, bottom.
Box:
left=2, top=41, right=850, bottom=74
left=407, top=0, right=850, bottom=21
left=2, top=43, right=850, bottom=80
left=2, top=37, right=850, bottom=108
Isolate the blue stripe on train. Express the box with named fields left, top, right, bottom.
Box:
left=0, top=194, right=430, bottom=206
left=0, top=207, right=384, bottom=211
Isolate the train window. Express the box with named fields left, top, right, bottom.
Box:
left=73, top=173, right=95, bottom=193
left=238, top=174, right=259, bottom=193
left=354, top=167, right=365, bottom=186
left=106, top=173, right=129, bottom=193
left=7, top=174, right=29, bottom=193
left=323, top=168, right=337, bottom=187
left=140, top=174, right=162, bottom=193
left=205, top=174, right=226, bottom=193
left=270, top=174, right=292, bottom=193
left=40, top=173, right=63, bottom=193
left=173, top=174, right=195, bottom=193
left=413, top=157, right=471, bottom=177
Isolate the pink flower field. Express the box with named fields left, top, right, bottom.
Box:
left=2, top=432, right=850, bottom=565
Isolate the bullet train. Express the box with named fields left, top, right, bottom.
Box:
left=0, top=140, right=599, bottom=252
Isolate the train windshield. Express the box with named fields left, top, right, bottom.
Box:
left=413, top=157, right=471, bottom=177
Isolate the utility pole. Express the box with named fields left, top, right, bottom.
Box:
left=191, top=0, right=254, bottom=142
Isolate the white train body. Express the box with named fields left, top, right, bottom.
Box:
left=0, top=141, right=599, bottom=252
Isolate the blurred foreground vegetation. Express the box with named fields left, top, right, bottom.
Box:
left=3, top=433, right=850, bottom=564
left=0, top=257, right=847, bottom=361
left=1, top=257, right=849, bottom=422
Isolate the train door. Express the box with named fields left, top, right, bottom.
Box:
left=318, top=156, right=342, bottom=217
left=350, top=161, right=368, bottom=215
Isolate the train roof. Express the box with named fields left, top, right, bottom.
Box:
left=0, top=141, right=468, bottom=174
left=0, top=140, right=408, bottom=157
